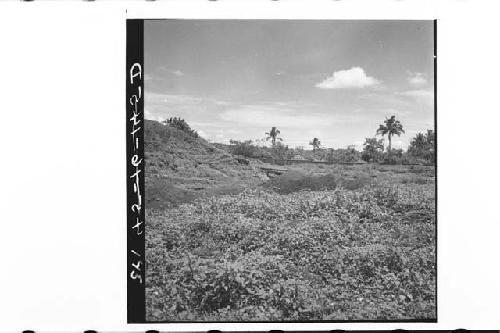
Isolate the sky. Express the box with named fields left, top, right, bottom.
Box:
left=144, top=20, right=434, bottom=150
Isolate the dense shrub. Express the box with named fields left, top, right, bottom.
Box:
left=146, top=119, right=199, bottom=144
left=380, top=150, right=433, bottom=165
left=163, top=117, right=199, bottom=138
left=380, top=149, right=405, bottom=165
left=146, top=181, right=436, bottom=321
left=327, top=148, right=363, bottom=164
left=362, top=138, right=384, bottom=163
left=407, top=130, right=435, bottom=164
left=271, top=141, right=292, bottom=160
left=229, top=140, right=258, bottom=158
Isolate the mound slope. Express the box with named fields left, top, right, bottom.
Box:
left=145, top=120, right=267, bottom=209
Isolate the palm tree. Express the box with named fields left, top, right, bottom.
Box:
left=413, top=133, right=427, bottom=149
left=376, top=115, right=405, bottom=154
left=425, top=129, right=435, bottom=150
left=408, top=129, right=435, bottom=162
left=309, top=138, right=321, bottom=151
left=265, top=127, right=283, bottom=146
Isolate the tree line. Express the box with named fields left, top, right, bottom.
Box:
left=261, top=115, right=434, bottom=164
left=159, top=115, right=435, bottom=165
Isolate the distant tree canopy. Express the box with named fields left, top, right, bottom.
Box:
left=271, top=141, right=290, bottom=160
left=362, top=138, right=385, bottom=162
left=376, top=115, right=405, bottom=153
left=163, top=117, right=199, bottom=138
left=229, top=139, right=257, bottom=158
left=326, top=148, right=362, bottom=164
left=155, top=117, right=435, bottom=166
left=265, top=127, right=283, bottom=146
left=309, top=138, right=321, bottom=151
left=408, top=130, right=435, bottom=163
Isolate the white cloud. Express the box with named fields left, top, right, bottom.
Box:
left=398, top=89, right=433, bottom=99
left=315, top=67, right=381, bottom=89
left=219, top=105, right=336, bottom=129
left=352, top=140, right=365, bottom=151
left=391, top=140, right=403, bottom=149
left=397, top=89, right=434, bottom=108
left=215, top=100, right=231, bottom=106
left=407, top=72, right=427, bottom=87
left=380, top=108, right=410, bottom=116
left=172, top=70, right=184, bottom=77
left=147, top=93, right=230, bottom=108
left=145, top=93, right=222, bottom=125
left=197, top=129, right=207, bottom=138
left=158, top=66, right=185, bottom=77
left=144, top=108, right=164, bottom=122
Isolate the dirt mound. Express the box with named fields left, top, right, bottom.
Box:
left=145, top=120, right=266, bottom=209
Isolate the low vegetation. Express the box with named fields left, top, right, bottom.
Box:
left=146, top=163, right=435, bottom=321
left=162, top=117, right=200, bottom=138
left=264, top=171, right=339, bottom=194
left=145, top=117, right=436, bottom=321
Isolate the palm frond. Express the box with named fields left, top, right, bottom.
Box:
left=376, top=125, right=388, bottom=135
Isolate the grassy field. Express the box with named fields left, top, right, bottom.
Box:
left=146, top=163, right=436, bottom=321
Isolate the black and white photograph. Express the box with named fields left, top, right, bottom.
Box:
left=6, top=0, right=500, bottom=331
left=142, top=20, right=436, bottom=322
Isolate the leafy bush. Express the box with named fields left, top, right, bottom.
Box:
left=381, top=150, right=430, bottom=165
left=271, top=141, right=292, bottom=161
left=163, top=117, right=199, bottom=138
left=229, top=139, right=258, bottom=158
left=407, top=130, right=435, bottom=164
left=381, top=150, right=402, bottom=165
left=327, top=148, right=363, bottom=164
left=146, top=180, right=436, bottom=321
left=362, top=138, right=384, bottom=163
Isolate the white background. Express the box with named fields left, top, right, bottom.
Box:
left=0, top=0, right=499, bottom=331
